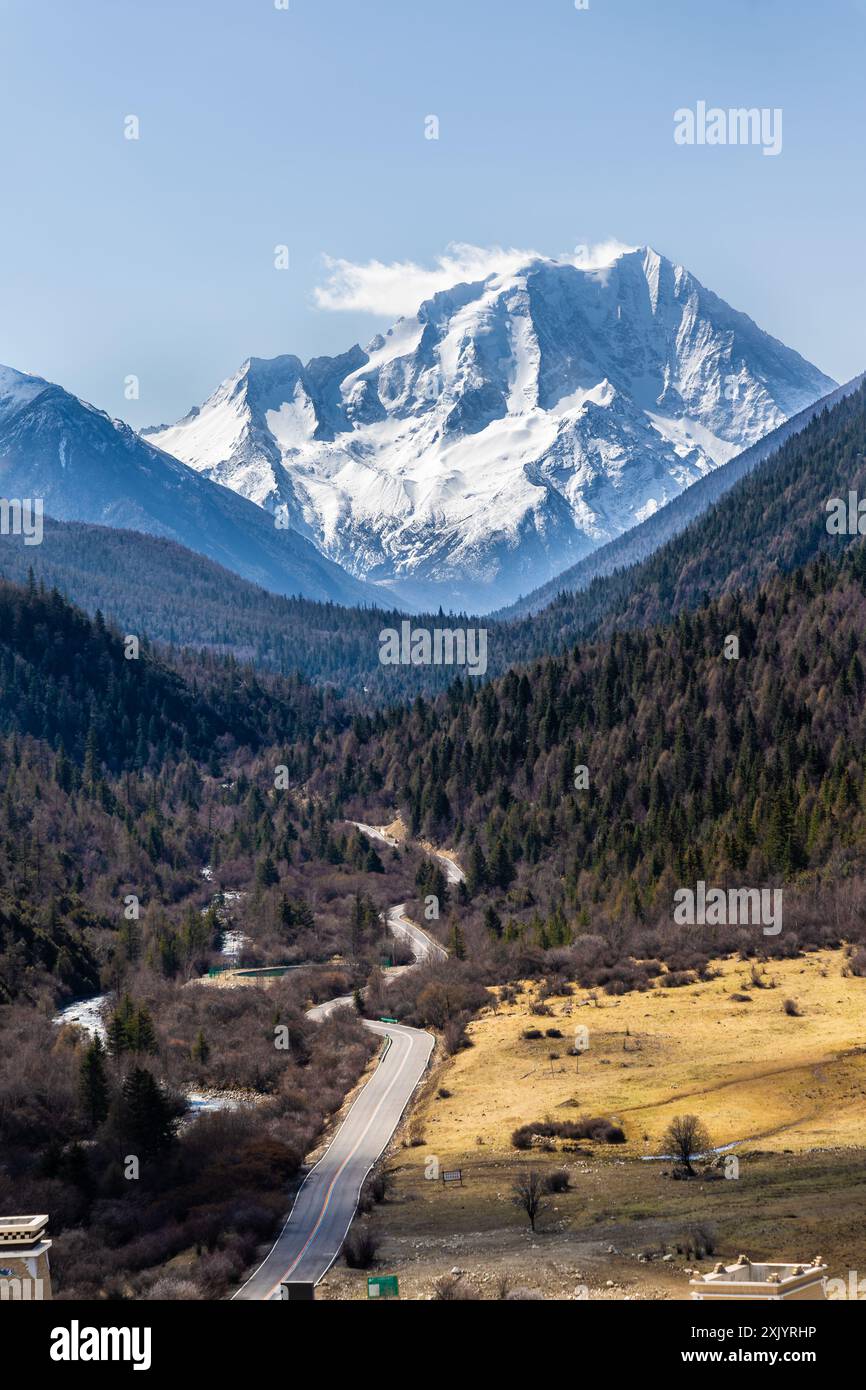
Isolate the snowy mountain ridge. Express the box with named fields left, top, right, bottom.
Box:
left=0, top=364, right=375, bottom=607
left=144, top=246, right=836, bottom=611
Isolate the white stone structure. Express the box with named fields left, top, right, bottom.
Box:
left=0, top=1215, right=53, bottom=1300
left=690, top=1253, right=827, bottom=1301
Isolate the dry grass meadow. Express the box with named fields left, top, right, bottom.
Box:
left=319, top=948, right=866, bottom=1300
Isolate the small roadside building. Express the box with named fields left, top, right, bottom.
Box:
left=0, top=1215, right=53, bottom=1300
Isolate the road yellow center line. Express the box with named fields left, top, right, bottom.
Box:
left=264, top=1028, right=414, bottom=1297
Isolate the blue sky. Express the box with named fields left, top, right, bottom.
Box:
left=1, top=0, right=864, bottom=427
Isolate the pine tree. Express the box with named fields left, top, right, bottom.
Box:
left=131, top=1006, right=158, bottom=1055
left=79, top=1036, right=110, bottom=1129
left=483, top=905, right=503, bottom=938
left=449, top=921, right=466, bottom=960
left=488, top=836, right=514, bottom=890
left=116, top=1067, right=178, bottom=1157
left=82, top=724, right=100, bottom=789
left=120, top=917, right=141, bottom=963
left=256, top=853, right=279, bottom=888
left=465, top=841, right=488, bottom=895
left=107, top=994, right=135, bottom=1057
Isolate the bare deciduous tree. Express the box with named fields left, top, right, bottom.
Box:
left=511, top=1169, right=550, bottom=1231
left=661, top=1114, right=711, bottom=1175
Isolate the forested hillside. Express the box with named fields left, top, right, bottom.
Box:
left=0, top=580, right=404, bottom=1007
left=317, top=540, right=866, bottom=964
left=6, top=371, right=866, bottom=1003
left=0, top=580, right=424, bottom=1299
left=0, top=574, right=345, bottom=769
left=0, top=521, right=410, bottom=693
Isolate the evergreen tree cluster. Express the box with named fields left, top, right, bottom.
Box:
left=323, top=541, right=866, bottom=934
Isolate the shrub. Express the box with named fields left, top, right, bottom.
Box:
left=195, top=1250, right=238, bottom=1295
left=343, top=1225, right=379, bottom=1269
left=783, top=998, right=801, bottom=1016
left=589, top=1119, right=625, bottom=1144
left=511, top=1116, right=625, bottom=1149
left=590, top=961, right=655, bottom=995
left=142, top=1277, right=202, bottom=1300
left=676, top=1224, right=718, bottom=1259
left=522, top=1028, right=543, bottom=1040
left=443, top=1017, right=470, bottom=1054
left=663, top=971, right=697, bottom=989
left=544, top=1168, right=571, bottom=1193
left=850, top=947, right=866, bottom=977
left=367, top=1172, right=389, bottom=1204
left=432, top=1272, right=476, bottom=1300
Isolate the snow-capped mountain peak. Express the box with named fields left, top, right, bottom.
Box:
left=144, top=246, right=836, bottom=611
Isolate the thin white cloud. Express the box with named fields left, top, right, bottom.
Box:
left=313, top=239, right=640, bottom=317
left=313, top=243, right=541, bottom=316
left=570, top=239, right=638, bottom=270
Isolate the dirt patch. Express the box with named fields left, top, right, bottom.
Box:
left=317, top=1146, right=866, bottom=1300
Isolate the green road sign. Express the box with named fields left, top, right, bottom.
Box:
left=367, top=1274, right=399, bottom=1300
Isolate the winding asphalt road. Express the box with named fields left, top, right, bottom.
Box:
left=233, top=823, right=457, bottom=1300
left=355, top=821, right=462, bottom=965
left=386, top=901, right=448, bottom=964
left=232, top=1020, right=433, bottom=1298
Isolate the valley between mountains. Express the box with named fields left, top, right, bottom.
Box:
left=1, top=258, right=865, bottom=1306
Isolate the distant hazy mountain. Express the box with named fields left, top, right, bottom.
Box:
left=145, top=246, right=835, bottom=611
left=0, top=364, right=375, bottom=607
